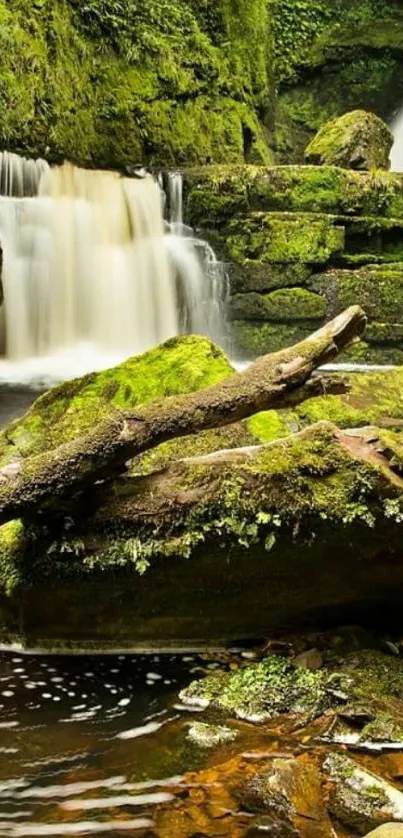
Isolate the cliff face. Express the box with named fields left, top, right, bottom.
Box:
left=0, top=0, right=403, bottom=168
left=0, top=0, right=272, bottom=168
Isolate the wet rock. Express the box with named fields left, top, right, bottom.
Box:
left=364, top=826, right=403, bottom=838
left=291, top=649, right=323, bottom=672
left=187, top=722, right=238, bottom=748
left=324, top=753, right=403, bottom=834
left=305, top=110, right=393, bottom=170
left=180, top=655, right=332, bottom=723
left=330, top=650, right=403, bottom=748
left=239, top=754, right=335, bottom=838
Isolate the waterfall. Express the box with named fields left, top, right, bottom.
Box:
left=0, top=157, right=228, bottom=384
left=0, top=151, right=50, bottom=198
left=165, top=171, right=229, bottom=348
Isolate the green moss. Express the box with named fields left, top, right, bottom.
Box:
left=232, top=321, right=314, bottom=356
left=365, top=322, right=403, bottom=345
left=181, top=653, right=331, bottom=721
left=227, top=212, right=344, bottom=265
left=342, top=342, right=403, bottom=365
left=271, top=0, right=403, bottom=163
left=294, top=368, right=403, bottom=430
left=132, top=423, right=254, bottom=476
left=0, top=520, right=27, bottom=595
left=0, top=0, right=273, bottom=167
left=311, top=265, right=403, bottom=322
left=229, top=262, right=313, bottom=294
left=246, top=411, right=291, bottom=443
left=230, top=288, right=326, bottom=322
left=0, top=335, right=234, bottom=463
left=305, top=110, right=393, bottom=171
left=184, top=165, right=403, bottom=229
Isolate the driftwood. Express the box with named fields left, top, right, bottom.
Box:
left=0, top=306, right=366, bottom=525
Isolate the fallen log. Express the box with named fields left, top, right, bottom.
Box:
left=5, top=420, right=403, bottom=651
left=0, top=306, right=366, bottom=524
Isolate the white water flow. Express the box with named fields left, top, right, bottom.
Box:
left=390, top=109, right=403, bottom=172
left=0, top=156, right=228, bottom=385
left=165, top=172, right=229, bottom=347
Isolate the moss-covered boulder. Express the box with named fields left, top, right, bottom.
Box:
left=180, top=654, right=333, bottom=722
left=272, top=1, right=403, bottom=164
left=324, top=753, right=403, bottom=833
left=305, top=111, right=393, bottom=171
left=0, top=335, right=234, bottom=464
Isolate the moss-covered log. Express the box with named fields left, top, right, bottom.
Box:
left=5, top=419, right=403, bottom=650
left=0, top=307, right=365, bottom=525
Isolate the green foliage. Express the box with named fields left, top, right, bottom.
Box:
left=268, top=0, right=335, bottom=82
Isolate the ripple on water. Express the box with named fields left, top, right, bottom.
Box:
left=0, top=651, right=200, bottom=836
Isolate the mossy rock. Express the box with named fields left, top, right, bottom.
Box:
left=0, top=0, right=273, bottom=168
left=184, top=165, right=403, bottom=229
left=227, top=213, right=345, bottom=265
left=324, top=752, right=403, bottom=833
left=180, top=648, right=403, bottom=729
left=180, top=654, right=333, bottom=722
left=292, top=368, right=403, bottom=431
left=230, top=288, right=326, bottom=322
left=0, top=335, right=234, bottom=464
left=273, top=0, right=403, bottom=163
left=228, top=262, right=312, bottom=294
left=232, top=321, right=314, bottom=356
left=365, top=323, right=403, bottom=346
left=310, top=265, right=403, bottom=323
left=305, top=110, right=393, bottom=171
left=4, top=419, right=403, bottom=648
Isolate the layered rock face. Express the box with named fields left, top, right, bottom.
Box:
left=184, top=164, right=403, bottom=362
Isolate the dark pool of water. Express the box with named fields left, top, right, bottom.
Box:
left=0, top=651, right=224, bottom=836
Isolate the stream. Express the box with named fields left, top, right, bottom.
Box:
left=0, top=650, right=217, bottom=836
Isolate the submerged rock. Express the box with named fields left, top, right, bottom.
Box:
left=239, top=754, right=335, bottom=838
left=324, top=752, right=403, bottom=833
left=187, top=722, right=238, bottom=748
left=305, top=110, right=393, bottom=170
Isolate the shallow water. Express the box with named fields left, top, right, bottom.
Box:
left=0, top=651, right=220, bottom=837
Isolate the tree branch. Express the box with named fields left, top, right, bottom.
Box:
left=0, top=306, right=366, bottom=524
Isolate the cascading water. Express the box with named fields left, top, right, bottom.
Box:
left=165, top=171, right=229, bottom=347
left=0, top=155, right=228, bottom=384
